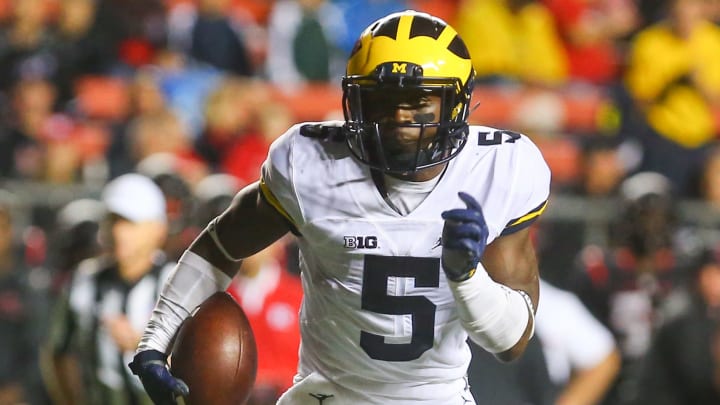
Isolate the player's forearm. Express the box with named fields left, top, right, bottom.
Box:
left=137, top=251, right=233, bottom=354
left=556, top=349, right=621, bottom=405
left=138, top=182, right=291, bottom=354
left=449, top=264, right=534, bottom=361
left=496, top=318, right=534, bottom=362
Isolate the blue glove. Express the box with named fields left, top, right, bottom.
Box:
left=441, top=192, right=489, bottom=282
left=129, top=349, right=189, bottom=405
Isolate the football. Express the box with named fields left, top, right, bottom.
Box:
left=170, top=291, right=258, bottom=405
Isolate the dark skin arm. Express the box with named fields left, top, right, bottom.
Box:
left=480, top=227, right=539, bottom=362
left=188, top=182, right=292, bottom=276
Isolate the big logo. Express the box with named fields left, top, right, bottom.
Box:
left=343, top=236, right=378, bottom=249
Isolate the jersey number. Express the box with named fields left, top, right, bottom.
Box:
left=477, top=130, right=521, bottom=145
left=360, top=255, right=440, bottom=361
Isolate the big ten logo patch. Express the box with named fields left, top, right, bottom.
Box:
left=343, top=236, right=378, bottom=249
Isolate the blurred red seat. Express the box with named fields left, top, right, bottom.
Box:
left=231, top=0, right=274, bottom=24
left=0, top=0, right=10, bottom=22
left=269, top=84, right=343, bottom=122
left=534, top=136, right=581, bottom=186
left=74, top=76, right=131, bottom=121
left=409, top=0, right=459, bottom=23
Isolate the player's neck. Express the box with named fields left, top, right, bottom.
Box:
left=388, top=163, right=447, bottom=182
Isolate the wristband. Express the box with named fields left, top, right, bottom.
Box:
left=447, top=264, right=532, bottom=353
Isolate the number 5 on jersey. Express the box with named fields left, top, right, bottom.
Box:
left=360, top=255, right=440, bottom=361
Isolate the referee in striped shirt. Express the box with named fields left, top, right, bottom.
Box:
left=44, top=174, right=174, bottom=405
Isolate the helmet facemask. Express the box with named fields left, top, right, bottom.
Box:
left=343, top=62, right=472, bottom=174
left=341, top=10, right=475, bottom=174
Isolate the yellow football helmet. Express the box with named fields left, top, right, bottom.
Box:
left=342, top=10, right=475, bottom=173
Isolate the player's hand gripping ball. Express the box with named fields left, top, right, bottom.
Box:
left=130, top=292, right=258, bottom=404
left=441, top=192, right=489, bottom=282
left=129, top=349, right=189, bottom=405
left=170, top=292, right=258, bottom=405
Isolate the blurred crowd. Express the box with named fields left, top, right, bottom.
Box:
left=2, top=0, right=720, bottom=404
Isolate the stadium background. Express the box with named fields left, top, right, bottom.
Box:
left=2, top=0, right=720, bottom=404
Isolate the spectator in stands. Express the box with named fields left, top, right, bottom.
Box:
left=192, top=173, right=242, bottom=227
left=265, top=0, right=346, bottom=86
left=128, top=110, right=190, bottom=161
left=102, top=0, right=166, bottom=52
left=1, top=84, right=107, bottom=185
left=229, top=0, right=275, bottom=26
left=623, top=0, right=720, bottom=196
left=147, top=48, right=223, bottom=139
left=636, top=0, right=671, bottom=26
left=468, top=332, right=556, bottom=405
left=698, top=145, right=720, bottom=211
left=128, top=69, right=167, bottom=117
left=536, top=278, right=622, bottom=405
left=227, top=242, right=302, bottom=405
left=49, top=198, right=106, bottom=293
left=634, top=246, right=720, bottom=405
left=167, top=0, right=254, bottom=75
left=51, top=0, right=121, bottom=103
left=0, top=78, right=56, bottom=180
left=136, top=160, right=197, bottom=261
left=536, top=136, right=629, bottom=288
left=0, top=191, right=49, bottom=405
left=454, top=0, right=569, bottom=86
left=39, top=114, right=86, bottom=184
left=710, top=0, right=720, bottom=23
left=125, top=109, right=207, bottom=182
left=571, top=136, right=629, bottom=197
left=194, top=77, right=256, bottom=169
left=0, top=0, right=55, bottom=92
left=194, top=77, right=287, bottom=184
left=106, top=68, right=169, bottom=178
left=569, top=171, right=691, bottom=405
left=44, top=174, right=173, bottom=404
left=468, top=276, right=622, bottom=405
left=543, top=0, right=640, bottom=85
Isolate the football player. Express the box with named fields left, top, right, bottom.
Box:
left=130, top=10, right=551, bottom=405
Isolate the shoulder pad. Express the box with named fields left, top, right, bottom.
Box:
left=299, top=124, right=347, bottom=142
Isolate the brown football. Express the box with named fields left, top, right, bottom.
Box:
left=170, top=291, right=257, bottom=405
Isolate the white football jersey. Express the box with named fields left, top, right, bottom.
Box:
left=261, top=121, right=551, bottom=403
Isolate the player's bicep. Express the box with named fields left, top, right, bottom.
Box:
left=190, top=182, right=292, bottom=272
left=221, top=181, right=293, bottom=250
left=481, top=227, right=539, bottom=311
left=258, top=178, right=301, bottom=235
